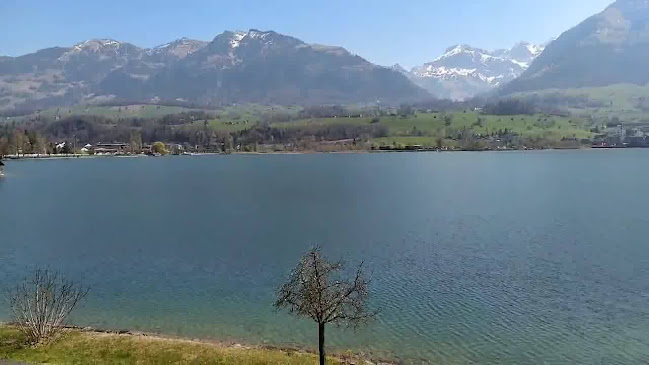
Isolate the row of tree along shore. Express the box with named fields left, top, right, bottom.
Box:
left=0, top=128, right=593, bottom=159
left=4, top=100, right=648, bottom=157
left=3, top=247, right=377, bottom=365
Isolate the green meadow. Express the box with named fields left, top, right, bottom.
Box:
left=0, top=325, right=344, bottom=365
left=270, top=112, right=593, bottom=147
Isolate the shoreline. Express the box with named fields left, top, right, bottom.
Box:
left=78, top=326, right=396, bottom=364
left=0, top=323, right=395, bottom=364
left=0, top=145, right=632, bottom=162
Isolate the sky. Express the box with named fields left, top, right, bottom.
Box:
left=0, top=0, right=614, bottom=68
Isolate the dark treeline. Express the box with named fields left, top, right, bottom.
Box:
left=483, top=98, right=538, bottom=115
left=0, top=109, right=391, bottom=155
left=157, top=111, right=217, bottom=125
left=1, top=97, right=72, bottom=118
left=0, top=122, right=60, bottom=156
left=235, top=123, right=389, bottom=146
left=521, top=93, right=604, bottom=110
left=91, top=99, right=221, bottom=110
left=0, top=100, right=222, bottom=118
left=481, top=93, right=604, bottom=116
left=411, top=98, right=484, bottom=112
left=298, top=105, right=350, bottom=118
left=1, top=95, right=595, bottom=156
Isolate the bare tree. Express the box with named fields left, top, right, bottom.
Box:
left=6, top=269, right=89, bottom=345
left=275, top=247, right=377, bottom=365
left=130, top=131, right=142, bottom=154
left=11, top=129, right=25, bottom=157
left=0, top=137, right=9, bottom=158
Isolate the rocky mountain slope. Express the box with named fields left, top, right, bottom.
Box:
left=403, top=42, right=544, bottom=100
left=0, top=30, right=427, bottom=114
left=140, top=30, right=427, bottom=105
left=502, top=0, right=649, bottom=94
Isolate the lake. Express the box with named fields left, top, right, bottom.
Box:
left=1, top=151, right=649, bottom=363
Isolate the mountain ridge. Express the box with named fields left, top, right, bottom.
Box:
left=0, top=30, right=428, bottom=114
left=402, top=42, right=545, bottom=100
left=502, top=0, right=649, bottom=94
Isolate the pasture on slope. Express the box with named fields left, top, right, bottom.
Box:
left=271, top=112, right=593, bottom=148
left=511, top=84, right=649, bottom=125
left=2, top=103, right=595, bottom=151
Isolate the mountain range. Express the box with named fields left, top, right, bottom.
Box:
left=2, top=0, right=649, bottom=113
left=502, top=0, right=649, bottom=94
left=0, top=30, right=427, bottom=114
left=397, top=42, right=545, bottom=100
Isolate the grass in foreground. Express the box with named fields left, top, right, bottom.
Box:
left=0, top=326, right=340, bottom=364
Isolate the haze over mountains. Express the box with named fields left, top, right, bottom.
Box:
left=398, top=42, right=545, bottom=100
left=1, top=0, right=649, bottom=114
left=503, top=0, right=649, bottom=94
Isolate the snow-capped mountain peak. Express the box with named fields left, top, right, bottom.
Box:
left=149, top=38, right=207, bottom=58
left=70, top=39, right=123, bottom=52
left=433, top=44, right=492, bottom=62
left=526, top=43, right=544, bottom=57
left=407, top=42, right=545, bottom=100
left=247, top=29, right=272, bottom=40
left=229, top=32, right=247, bottom=48
left=217, top=30, right=284, bottom=51
left=58, top=39, right=137, bottom=62
left=434, top=44, right=467, bottom=61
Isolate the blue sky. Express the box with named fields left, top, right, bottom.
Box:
left=0, top=0, right=613, bottom=67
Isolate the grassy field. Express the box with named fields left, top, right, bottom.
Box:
left=0, top=325, right=343, bottom=365
left=5, top=105, right=203, bottom=123
left=217, top=104, right=301, bottom=123
left=513, top=83, right=649, bottom=124
left=5, top=103, right=303, bottom=125
left=271, top=112, right=593, bottom=147
left=3, top=101, right=596, bottom=149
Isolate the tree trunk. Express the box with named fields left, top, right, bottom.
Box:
left=318, top=322, right=325, bottom=365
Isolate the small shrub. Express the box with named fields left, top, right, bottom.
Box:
left=7, top=269, right=89, bottom=345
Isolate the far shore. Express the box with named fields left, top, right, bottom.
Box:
left=0, top=145, right=632, bottom=163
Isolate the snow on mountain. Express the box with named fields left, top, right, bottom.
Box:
left=406, top=42, right=545, bottom=100
left=149, top=38, right=207, bottom=59
left=229, top=32, right=246, bottom=48
left=58, top=39, right=133, bottom=62
left=71, top=39, right=123, bottom=52
left=58, top=38, right=208, bottom=62
left=219, top=29, right=285, bottom=51
left=526, top=43, right=544, bottom=57
left=106, top=29, right=427, bottom=105
left=0, top=30, right=426, bottom=112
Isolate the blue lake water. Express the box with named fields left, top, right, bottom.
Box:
left=1, top=150, right=649, bottom=363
